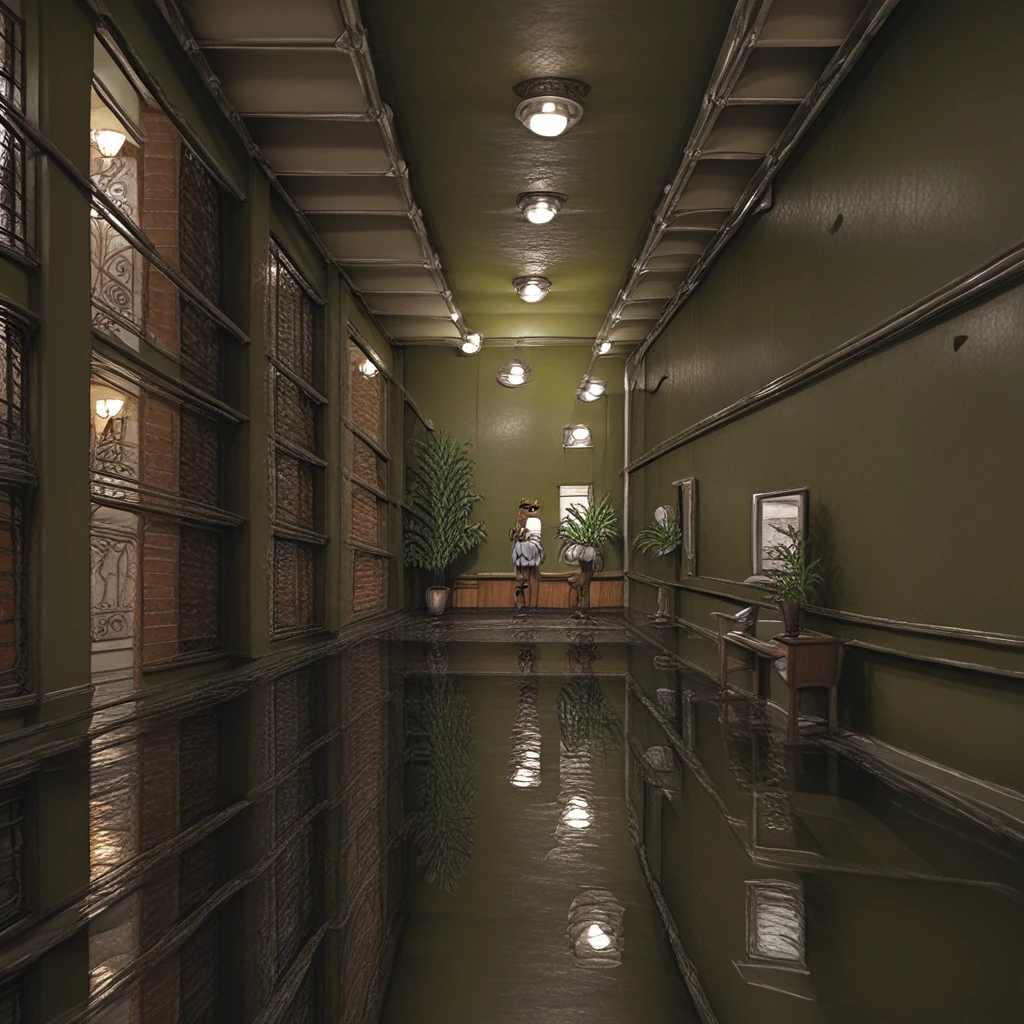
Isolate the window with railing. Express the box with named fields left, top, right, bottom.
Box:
left=0, top=308, right=30, bottom=701
left=89, top=357, right=242, bottom=667
left=345, top=338, right=390, bottom=616
left=266, top=243, right=326, bottom=636
left=0, top=3, right=26, bottom=255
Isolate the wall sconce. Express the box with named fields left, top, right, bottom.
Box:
left=563, top=424, right=592, bottom=448
left=95, top=397, right=125, bottom=419
left=90, top=129, right=127, bottom=158
left=358, top=357, right=378, bottom=377
left=497, top=340, right=531, bottom=387
left=577, top=378, right=606, bottom=403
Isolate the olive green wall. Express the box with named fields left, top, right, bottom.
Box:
left=629, top=0, right=1024, bottom=792
left=404, top=345, right=625, bottom=575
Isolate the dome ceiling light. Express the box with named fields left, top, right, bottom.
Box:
left=461, top=332, right=482, bottom=355
left=513, top=275, right=551, bottom=303
left=513, top=77, right=590, bottom=138
left=517, top=191, right=568, bottom=225
left=577, top=378, right=606, bottom=403
left=563, top=424, right=592, bottom=449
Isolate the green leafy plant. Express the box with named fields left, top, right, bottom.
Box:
left=632, top=506, right=682, bottom=558
left=556, top=494, right=620, bottom=565
left=404, top=432, right=486, bottom=586
left=405, top=674, right=475, bottom=894
left=765, top=524, right=824, bottom=604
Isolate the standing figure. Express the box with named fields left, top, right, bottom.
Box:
left=510, top=498, right=544, bottom=609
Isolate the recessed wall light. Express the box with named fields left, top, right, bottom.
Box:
left=513, top=77, right=590, bottom=138
left=517, top=191, right=568, bottom=225
left=461, top=333, right=482, bottom=354
left=513, top=276, right=551, bottom=303
left=563, top=424, right=592, bottom=448
left=577, top=378, right=606, bottom=403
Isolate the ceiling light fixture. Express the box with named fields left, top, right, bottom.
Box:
left=513, top=275, right=551, bottom=303
left=461, top=332, right=482, bottom=355
left=358, top=358, right=378, bottom=377
left=595, top=340, right=612, bottom=355
left=513, top=77, right=590, bottom=138
left=517, top=191, right=568, bottom=225
left=497, top=340, right=532, bottom=388
left=90, top=129, right=127, bottom=158
left=563, top=424, right=592, bottom=448
left=577, top=378, right=606, bottom=403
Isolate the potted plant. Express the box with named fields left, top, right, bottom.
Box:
left=764, top=524, right=823, bottom=636
left=556, top=494, right=619, bottom=609
left=404, top=431, right=487, bottom=615
left=633, top=505, right=682, bottom=624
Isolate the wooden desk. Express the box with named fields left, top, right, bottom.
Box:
left=713, top=612, right=843, bottom=743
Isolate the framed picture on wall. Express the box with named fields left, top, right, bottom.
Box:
left=673, top=477, right=698, bottom=577
left=751, top=488, right=808, bottom=575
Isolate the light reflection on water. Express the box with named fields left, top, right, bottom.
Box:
left=383, top=619, right=1024, bottom=1024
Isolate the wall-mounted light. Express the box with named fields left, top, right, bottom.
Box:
left=517, top=191, right=568, bottom=225
left=577, top=378, right=606, bottom=403
left=90, top=129, right=127, bottom=158
left=595, top=340, right=612, bottom=356
left=358, top=358, right=378, bottom=377
left=513, top=77, right=590, bottom=138
left=461, top=332, right=482, bottom=355
left=513, top=275, right=551, bottom=303
left=497, top=358, right=531, bottom=388
left=95, top=398, right=125, bottom=419
left=563, top=424, right=592, bottom=448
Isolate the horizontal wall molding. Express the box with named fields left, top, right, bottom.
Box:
left=626, top=237, right=1024, bottom=474
left=626, top=571, right=1024, bottom=650
left=627, top=572, right=1024, bottom=682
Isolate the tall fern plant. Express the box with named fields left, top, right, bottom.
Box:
left=404, top=432, right=487, bottom=587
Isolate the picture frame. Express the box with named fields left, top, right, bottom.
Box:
left=751, top=488, right=808, bottom=576
left=672, top=477, right=698, bottom=577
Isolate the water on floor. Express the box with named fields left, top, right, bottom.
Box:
left=380, top=614, right=1024, bottom=1024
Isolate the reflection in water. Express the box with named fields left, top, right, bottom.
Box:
left=509, top=662, right=542, bottom=789
left=557, top=676, right=620, bottom=756
left=567, top=888, right=625, bottom=969
left=405, top=641, right=476, bottom=894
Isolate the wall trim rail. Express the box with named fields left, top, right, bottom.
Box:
left=626, top=237, right=1024, bottom=473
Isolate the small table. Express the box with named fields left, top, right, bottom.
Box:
left=713, top=613, right=843, bottom=743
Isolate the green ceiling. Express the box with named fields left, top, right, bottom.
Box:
left=361, top=0, right=731, bottom=344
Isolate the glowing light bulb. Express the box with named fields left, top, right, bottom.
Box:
left=527, top=101, right=569, bottom=137
left=358, top=358, right=378, bottom=377
left=513, top=276, right=551, bottom=303
left=586, top=924, right=611, bottom=951
left=450, top=311, right=460, bottom=322
left=461, top=333, right=482, bottom=354
left=91, top=130, right=127, bottom=158
left=522, top=283, right=543, bottom=301
left=571, top=426, right=590, bottom=442
left=95, top=398, right=125, bottom=419
left=596, top=340, right=612, bottom=355
left=507, top=363, right=526, bottom=381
